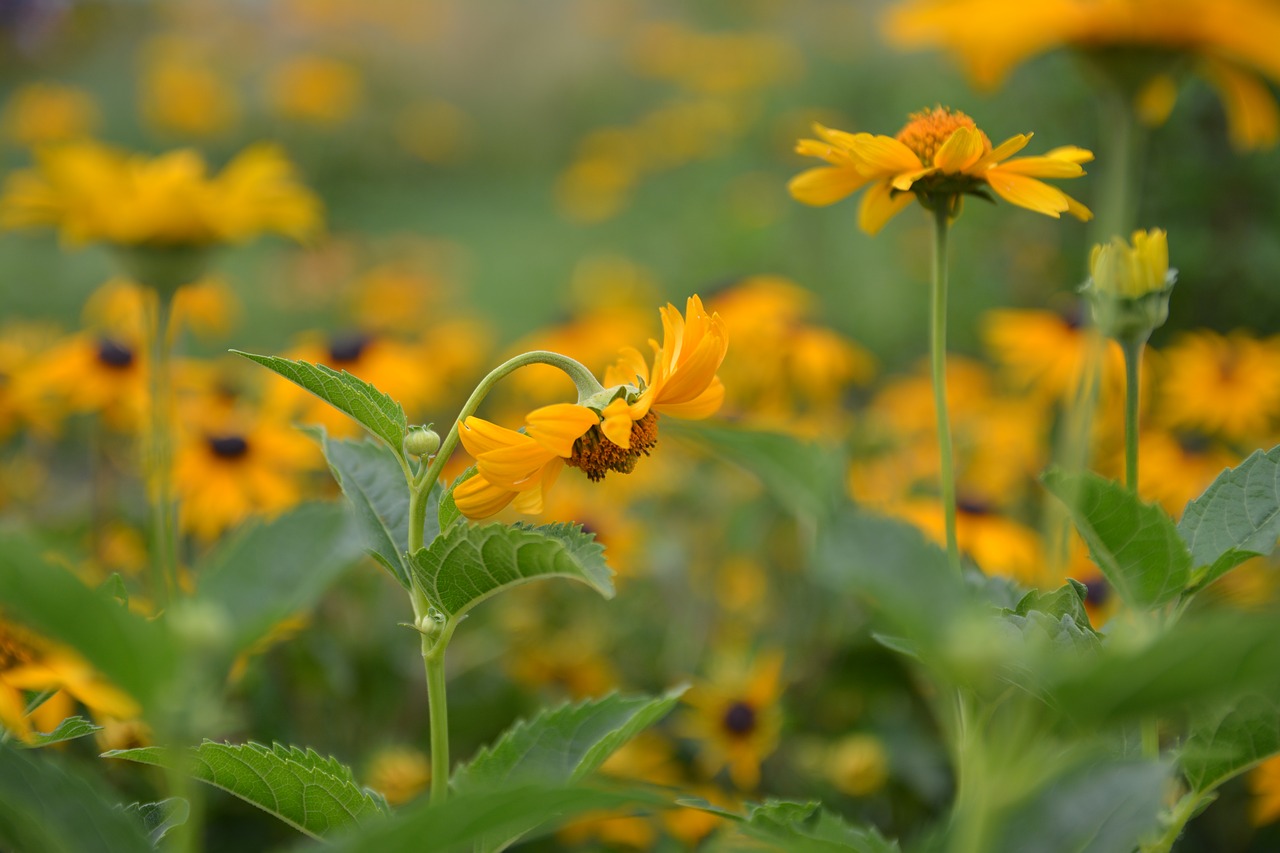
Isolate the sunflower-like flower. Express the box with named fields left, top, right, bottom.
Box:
left=789, top=106, right=1093, bottom=233
left=0, top=140, right=321, bottom=247
left=454, top=296, right=728, bottom=520
left=678, top=650, right=785, bottom=790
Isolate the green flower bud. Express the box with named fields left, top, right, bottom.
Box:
left=404, top=426, right=441, bottom=458
left=1082, top=228, right=1176, bottom=342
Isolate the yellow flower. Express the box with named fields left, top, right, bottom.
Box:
left=1, top=636, right=140, bottom=742
left=1251, top=755, right=1280, bottom=825
left=982, top=305, right=1126, bottom=404
left=365, top=746, right=431, bottom=806
left=884, top=0, right=1280, bottom=149
left=1156, top=330, right=1280, bottom=442
left=890, top=496, right=1047, bottom=585
left=826, top=734, right=890, bottom=797
left=1, top=82, right=99, bottom=146
left=789, top=106, right=1093, bottom=233
left=679, top=650, right=784, bottom=790
left=26, top=331, right=148, bottom=432
left=267, top=55, right=362, bottom=126
left=1131, top=430, right=1239, bottom=517
left=1089, top=228, right=1171, bottom=299
left=139, top=38, right=240, bottom=137
left=0, top=141, right=321, bottom=246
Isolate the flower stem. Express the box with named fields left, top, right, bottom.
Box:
left=930, top=206, right=960, bottom=576
left=145, top=288, right=178, bottom=608
left=1121, top=336, right=1144, bottom=492
left=424, top=642, right=450, bottom=803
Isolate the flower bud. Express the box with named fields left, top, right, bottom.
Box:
left=1082, top=228, right=1176, bottom=342
left=404, top=426, right=441, bottom=458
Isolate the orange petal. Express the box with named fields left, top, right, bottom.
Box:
left=654, top=376, right=724, bottom=419
left=453, top=473, right=516, bottom=519
left=525, top=403, right=597, bottom=457
left=600, top=397, right=634, bottom=449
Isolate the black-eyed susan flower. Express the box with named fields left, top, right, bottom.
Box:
left=982, top=305, right=1127, bottom=405
left=789, top=107, right=1093, bottom=233
left=679, top=650, right=784, bottom=790
left=0, top=140, right=321, bottom=247
left=1156, top=330, right=1280, bottom=443
left=884, top=0, right=1280, bottom=149
left=27, top=331, right=149, bottom=432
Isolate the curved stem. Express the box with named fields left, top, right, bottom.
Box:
left=1121, top=337, right=1144, bottom=492
left=930, top=206, right=961, bottom=576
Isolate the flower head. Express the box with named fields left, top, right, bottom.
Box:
left=679, top=650, right=785, bottom=790
left=1082, top=228, right=1175, bottom=341
left=789, top=107, right=1093, bottom=233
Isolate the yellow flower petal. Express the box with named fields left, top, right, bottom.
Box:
left=858, top=181, right=915, bottom=235
left=933, top=125, right=986, bottom=172
left=1200, top=56, right=1280, bottom=150
left=973, top=133, right=1032, bottom=170
left=787, top=166, right=869, bottom=207
left=600, top=397, right=635, bottom=449
left=983, top=169, right=1069, bottom=217
left=993, top=156, right=1085, bottom=179
left=653, top=377, right=724, bottom=419
left=453, top=473, right=516, bottom=519
left=848, top=134, right=924, bottom=176
left=524, top=403, right=597, bottom=457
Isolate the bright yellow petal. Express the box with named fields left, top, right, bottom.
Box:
left=459, top=417, right=524, bottom=457
left=984, top=169, right=1069, bottom=217
left=474, top=440, right=556, bottom=490
left=1042, top=145, right=1094, bottom=164
left=787, top=166, right=869, bottom=207
left=933, top=125, right=986, bottom=172
left=812, top=123, right=859, bottom=149
left=600, top=397, right=634, bottom=449
left=857, top=181, right=915, bottom=235
left=604, top=346, right=651, bottom=388
left=654, top=376, right=724, bottom=419
left=1200, top=57, right=1280, bottom=150
left=453, top=473, right=516, bottom=519
left=1062, top=192, right=1093, bottom=222
left=848, top=134, right=923, bottom=177
left=525, top=403, right=597, bottom=457
left=993, top=156, right=1085, bottom=179
left=891, top=166, right=935, bottom=191
left=973, top=133, right=1032, bottom=170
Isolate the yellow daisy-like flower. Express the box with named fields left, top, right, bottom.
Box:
left=1156, top=330, right=1280, bottom=442
left=789, top=106, right=1093, bottom=233
left=679, top=650, right=784, bottom=790
left=0, top=140, right=321, bottom=247
left=884, top=0, right=1280, bottom=149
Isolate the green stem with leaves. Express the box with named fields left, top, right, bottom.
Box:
left=930, top=205, right=961, bottom=576
left=403, top=349, right=604, bottom=803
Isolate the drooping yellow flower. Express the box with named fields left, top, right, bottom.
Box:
left=0, top=140, right=321, bottom=246
left=1156, top=330, right=1280, bottom=442
left=884, top=0, right=1280, bottom=149
left=790, top=107, right=1093, bottom=233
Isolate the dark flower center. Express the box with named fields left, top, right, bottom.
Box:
left=328, top=333, right=372, bottom=364
left=1083, top=578, right=1110, bottom=607
left=96, top=338, right=135, bottom=369
left=1176, top=431, right=1211, bottom=455
left=208, top=434, right=250, bottom=459
left=567, top=412, right=659, bottom=482
left=722, top=701, right=757, bottom=736
left=957, top=495, right=993, bottom=516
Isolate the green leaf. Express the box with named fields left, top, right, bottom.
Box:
left=1178, top=446, right=1280, bottom=588
left=0, top=535, right=174, bottom=712
left=986, top=760, right=1168, bottom=853
left=196, top=503, right=365, bottom=656
left=315, top=432, right=418, bottom=588
left=1009, top=580, right=1091, bottom=623
left=318, top=785, right=666, bottom=853
left=732, top=800, right=901, bottom=853
left=453, top=687, right=686, bottom=792
left=234, top=351, right=408, bottom=454
left=23, top=716, right=104, bottom=749
left=663, top=420, right=845, bottom=520
left=437, top=467, right=477, bottom=533
left=119, top=799, right=189, bottom=846
left=0, top=742, right=152, bottom=852
left=1043, top=469, right=1192, bottom=609
left=409, top=522, right=614, bottom=624
left=1182, top=694, right=1280, bottom=795
left=103, top=742, right=387, bottom=840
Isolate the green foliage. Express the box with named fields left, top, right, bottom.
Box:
left=409, top=521, right=614, bottom=623
left=986, top=760, right=1169, bottom=853
left=1182, top=694, right=1280, bottom=795
left=318, top=785, right=666, bottom=853
left=437, top=467, right=477, bottom=533
left=234, top=351, right=408, bottom=455
left=663, top=420, right=846, bottom=520
left=23, top=716, right=104, bottom=749
left=119, top=799, right=189, bottom=846
left=195, top=503, right=365, bottom=656
left=0, top=535, right=175, bottom=712
left=104, top=742, right=387, bottom=840
left=1178, top=445, right=1280, bottom=589
left=0, top=742, right=152, bottom=853
left=314, top=432, right=419, bottom=588
left=453, top=687, right=686, bottom=791
left=1043, top=469, right=1191, bottom=610
left=730, top=800, right=901, bottom=853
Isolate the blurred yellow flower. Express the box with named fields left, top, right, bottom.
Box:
left=826, top=733, right=890, bottom=797
left=365, top=745, right=431, bottom=806
left=884, top=0, right=1280, bottom=149
left=1132, top=430, right=1239, bottom=517
left=790, top=107, right=1093, bottom=233
left=27, top=332, right=148, bottom=432
left=1157, top=330, right=1280, bottom=442
left=892, top=496, right=1046, bottom=585
left=628, top=23, right=802, bottom=96
left=139, top=48, right=241, bottom=137
left=85, top=277, right=242, bottom=342
left=679, top=650, right=784, bottom=790
left=0, top=323, right=61, bottom=439
left=982, top=306, right=1126, bottom=405
left=1251, top=755, right=1280, bottom=825
left=1, top=82, right=99, bottom=146
left=267, top=55, right=362, bottom=125
left=0, top=141, right=321, bottom=246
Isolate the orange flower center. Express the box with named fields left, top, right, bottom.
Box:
left=567, top=413, right=658, bottom=482
left=895, top=106, right=988, bottom=165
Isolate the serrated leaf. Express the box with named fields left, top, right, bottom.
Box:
left=119, top=798, right=189, bottom=845
left=196, top=503, right=365, bottom=657
left=23, top=716, right=104, bottom=748
left=317, top=785, right=667, bottom=853
left=1043, top=469, right=1192, bottom=609
left=0, top=535, right=174, bottom=712
left=315, top=432, right=419, bottom=588
left=234, top=351, right=408, bottom=454
left=0, top=742, right=152, bottom=852
left=664, top=420, right=846, bottom=520
left=1178, top=446, right=1280, bottom=588
left=733, top=800, right=900, bottom=853
left=1182, top=694, right=1280, bottom=795
left=103, top=742, right=387, bottom=840
left=454, top=687, right=686, bottom=792
left=986, top=759, right=1168, bottom=853
left=409, top=522, right=614, bottom=624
